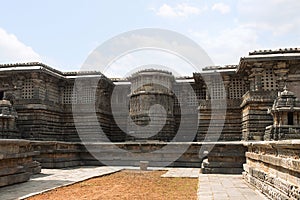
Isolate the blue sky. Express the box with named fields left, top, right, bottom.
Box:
left=0, top=0, right=299, bottom=76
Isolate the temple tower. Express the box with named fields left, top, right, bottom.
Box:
left=127, top=69, right=175, bottom=141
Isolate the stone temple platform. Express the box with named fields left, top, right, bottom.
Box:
left=0, top=166, right=267, bottom=200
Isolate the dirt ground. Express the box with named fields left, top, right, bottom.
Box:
left=26, top=170, right=198, bottom=200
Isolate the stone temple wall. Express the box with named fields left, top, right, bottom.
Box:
left=0, top=139, right=248, bottom=187
left=16, top=100, right=65, bottom=141
left=10, top=140, right=246, bottom=172
left=8, top=71, right=67, bottom=141
left=110, top=84, right=130, bottom=142
left=243, top=140, right=300, bottom=200
left=197, top=99, right=243, bottom=141
left=195, top=72, right=246, bottom=142
left=0, top=68, right=115, bottom=142
left=0, top=139, right=41, bottom=187
left=1, top=49, right=300, bottom=190
left=0, top=66, right=283, bottom=142
left=241, top=90, right=276, bottom=140
left=1, top=49, right=300, bottom=143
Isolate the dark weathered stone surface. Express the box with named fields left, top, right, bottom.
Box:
left=243, top=140, right=300, bottom=200
left=200, top=142, right=247, bottom=174
left=0, top=139, right=41, bottom=187
left=27, top=140, right=246, bottom=174
left=0, top=100, right=19, bottom=139
left=127, top=70, right=176, bottom=141
left=0, top=49, right=300, bottom=143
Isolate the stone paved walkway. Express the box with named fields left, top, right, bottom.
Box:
left=197, top=174, right=267, bottom=200
left=0, top=166, right=267, bottom=200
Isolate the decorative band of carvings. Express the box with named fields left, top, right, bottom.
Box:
left=246, top=152, right=300, bottom=173
left=243, top=167, right=299, bottom=199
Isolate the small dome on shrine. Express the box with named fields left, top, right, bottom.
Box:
left=280, top=85, right=295, bottom=97
left=271, top=86, right=300, bottom=112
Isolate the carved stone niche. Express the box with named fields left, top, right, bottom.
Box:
left=264, top=86, right=300, bottom=140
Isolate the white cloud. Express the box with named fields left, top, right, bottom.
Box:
left=189, top=0, right=300, bottom=66
left=212, top=3, right=230, bottom=14
left=190, top=25, right=260, bottom=65
left=0, top=28, right=41, bottom=63
left=155, top=4, right=178, bottom=18
left=83, top=29, right=213, bottom=76
left=155, top=3, right=205, bottom=18
left=237, top=0, right=300, bottom=36
left=106, top=49, right=198, bottom=78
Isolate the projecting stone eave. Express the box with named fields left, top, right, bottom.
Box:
left=0, top=62, right=63, bottom=74
left=202, top=65, right=238, bottom=71
left=0, top=62, right=67, bottom=80
left=237, top=48, right=300, bottom=73
left=0, top=61, right=115, bottom=84
left=271, top=107, right=300, bottom=112
left=193, top=70, right=236, bottom=83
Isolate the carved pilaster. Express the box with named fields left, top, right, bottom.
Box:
left=274, top=62, right=289, bottom=91
left=58, top=81, right=65, bottom=104
left=32, top=79, right=42, bottom=99
left=223, top=75, right=231, bottom=99
left=250, top=65, right=264, bottom=91
left=205, top=81, right=211, bottom=100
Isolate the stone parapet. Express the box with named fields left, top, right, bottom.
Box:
left=30, top=141, right=84, bottom=168
left=243, top=140, right=300, bottom=200
left=28, top=141, right=246, bottom=174
left=200, top=142, right=246, bottom=174
left=264, top=125, right=300, bottom=140
left=0, top=139, right=41, bottom=187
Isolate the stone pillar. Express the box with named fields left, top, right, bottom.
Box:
left=243, top=76, right=250, bottom=93
left=223, top=75, right=231, bottom=99
left=248, top=75, right=255, bottom=91
left=274, top=62, right=289, bottom=91
left=205, top=78, right=211, bottom=100
left=58, top=82, right=65, bottom=104
left=31, top=73, right=41, bottom=100
left=250, top=66, right=263, bottom=91
left=15, top=80, right=23, bottom=99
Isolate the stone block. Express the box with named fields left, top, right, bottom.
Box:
left=0, top=139, right=41, bottom=187
left=244, top=140, right=300, bottom=200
